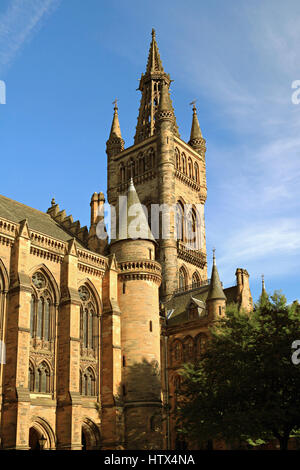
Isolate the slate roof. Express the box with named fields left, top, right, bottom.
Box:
left=0, top=194, right=86, bottom=247
left=166, top=284, right=210, bottom=326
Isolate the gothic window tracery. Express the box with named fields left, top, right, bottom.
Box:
left=81, top=367, right=96, bottom=396
left=173, top=341, right=183, bottom=364
left=192, top=271, right=201, bottom=288
left=79, top=284, right=98, bottom=354
left=187, top=208, right=200, bottom=250
left=29, top=361, right=51, bottom=393
left=30, top=271, right=54, bottom=343
left=179, top=266, right=188, bottom=290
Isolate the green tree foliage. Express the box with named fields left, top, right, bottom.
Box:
left=176, top=291, right=300, bottom=450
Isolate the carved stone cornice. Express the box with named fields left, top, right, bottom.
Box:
left=175, top=170, right=201, bottom=192
left=118, top=260, right=162, bottom=285
left=177, top=241, right=207, bottom=269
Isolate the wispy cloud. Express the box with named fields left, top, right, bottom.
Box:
left=0, top=0, right=60, bottom=74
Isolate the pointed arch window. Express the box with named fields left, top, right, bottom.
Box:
left=119, top=163, right=125, bottom=184
left=188, top=158, right=193, bottom=179
left=194, top=162, right=199, bottom=183
left=79, top=284, right=98, bottom=355
left=196, top=334, right=207, bottom=358
left=179, top=266, right=188, bottom=290
left=30, top=361, right=51, bottom=393
left=173, top=341, right=183, bottom=364
left=30, top=271, right=54, bottom=343
left=29, top=363, right=35, bottom=392
left=187, top=208, right=200, bottom=250
left=192, top=271, right=201, bottom=288
left=176, top=201, right=185, bottom=242
left=175, top=148, right=180, bottom=170
left=186, top=338, right=194, bottom=360
left=82, top=367, right=96, bottom=396
left=181, top=153, right=187, bottom=174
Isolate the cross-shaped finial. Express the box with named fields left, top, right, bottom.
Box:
left=189, top=99, right=197, bottom=112
left=112, top=98, right=118, bottom=109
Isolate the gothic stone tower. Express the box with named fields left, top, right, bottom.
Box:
left=107, top=30, right=208, bottom=303
left=109, top=181, right=163, bottom=449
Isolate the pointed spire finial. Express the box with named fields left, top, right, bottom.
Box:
left=189, top=100, right=203, bottom=143
left=207, top=247, right=226, bottom=301
left=108, top=99, right=123, bottom=140
left=262, top=274, right=266, bottom=293
left=152, top=28, right=156, bottom=38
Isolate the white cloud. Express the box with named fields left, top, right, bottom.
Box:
left=0, top=0, right=60, bottom=74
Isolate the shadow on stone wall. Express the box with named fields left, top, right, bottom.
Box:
left=116, top=358, right=164, bottom=450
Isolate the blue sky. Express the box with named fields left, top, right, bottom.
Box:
left=0, top=0, right=299, bottom=303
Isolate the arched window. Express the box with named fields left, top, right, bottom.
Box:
left=29, top=362, right=35, bottom=392
left=173, top=341, right=182, bottom=363
left=119, top=163, right=125, bottom=184
left=175, top=148, right=180, bottom=170
left=188, top=158, right=193, bottom=179
left=179, top=266, right=188, bottom=290
left=187, top=208, right=200, bottom=250
left=82, top=367, right=96, bottom=396
left=33, top=361, right=51, bottom=393
left=181, top=153, right=187, bottom=174
left=194, top=162, right=199, bottom=183
left=192, top=271, right=201, bottom=288
left=79, top=284, right=98, bottom=354
left=176, top=201, right=185, bottom=241
left=148, top=147, right=155, bottom=168
left=30, top=271, right=54, bottom=342
left=185, top=338, right=194, bottom=360
left=196, top=334, right=207, bottom=358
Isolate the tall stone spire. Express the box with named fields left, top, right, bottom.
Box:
left=106, top=100, right=125, bottom=157
left=146, top=28, right=164, bottom=74
left=207, top=249, right=226, bottom=301
left=188, top=104, right=206, bottom=154
left=134, top=29, right=179, bottom=144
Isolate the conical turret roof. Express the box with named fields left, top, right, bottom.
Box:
left=113, top=179, right=155, bottom=243
left=189, top=104, right=203, bottom=141
left=207, top=250, right=226, bottom=301
left=109, top=102, right=123, bottom=140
